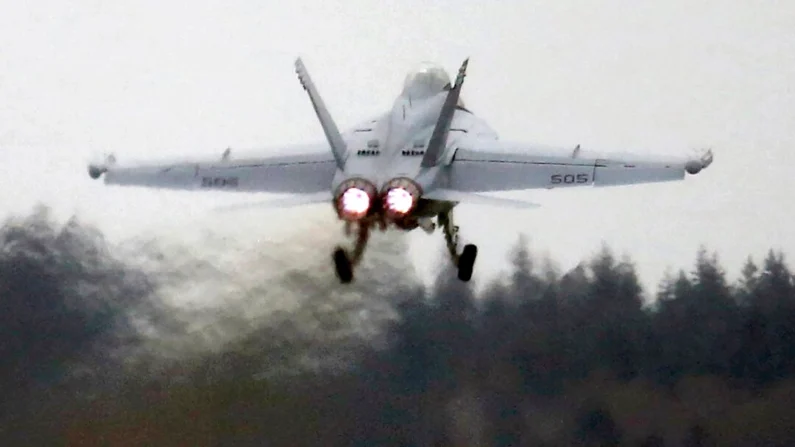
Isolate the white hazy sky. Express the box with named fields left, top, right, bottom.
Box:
left=1, top=0, right=793, bottom=296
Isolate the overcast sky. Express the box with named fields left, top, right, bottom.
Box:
left=1, top=0, right=793, bottom=296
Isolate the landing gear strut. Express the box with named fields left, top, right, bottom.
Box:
left=438, top=209, right=478, bottom=281
left=333, top=210, right=477, bottom=284
left=333, top=222, right=371, bottom=284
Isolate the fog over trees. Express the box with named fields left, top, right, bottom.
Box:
left=1, top=206, right=794, bottom=446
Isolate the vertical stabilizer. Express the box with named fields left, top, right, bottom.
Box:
left=295, top=58, right=347, bottom=171
left=421, top=58, right=469, bottom=168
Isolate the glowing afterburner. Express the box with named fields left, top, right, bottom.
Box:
left=385, top=188, right=413, bottom=214
left=381, top=177, right=422, bottom=219
left=335, top=178, right=377, bottom=221
left=342, top=188, right=370, bottom=214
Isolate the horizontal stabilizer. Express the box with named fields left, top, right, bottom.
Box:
left=423, top=188, right=541, bottom=209
left=213, top=191, right=332, bottom=212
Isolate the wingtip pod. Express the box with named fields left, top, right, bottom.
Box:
left=684, top=148, right=714, bottom=175
left=87, top=164, right=105, bottom=179
left=87, top=154, right=116, bottom=180
left=702, top=148, right=714, bottom=168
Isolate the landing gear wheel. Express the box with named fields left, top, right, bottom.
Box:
left=439, top=209, right=477, bottom=281
left=457, top=244, right=478, bottom=282
left=333, top=246, right=353, bottom=283
left=332, top=222, right=371, bottom=284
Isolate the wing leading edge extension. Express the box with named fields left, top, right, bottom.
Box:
left=446, top=138, right=714, bottom=193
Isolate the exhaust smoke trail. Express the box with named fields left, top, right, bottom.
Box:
left=0, top=202, right=419, bottom=443
left=121, top=204, right=422, bottom=374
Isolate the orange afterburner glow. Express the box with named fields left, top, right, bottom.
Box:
left=335, top=178, right=377, bottom=221
left=381, top=177, right=422, bottom=219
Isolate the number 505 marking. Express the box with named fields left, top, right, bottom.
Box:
left=551, top=173, right=590, bottom=184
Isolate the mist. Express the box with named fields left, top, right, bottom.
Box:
left=0, top=203, right=418, bottom=443
left=2, top=203, right=794, bottom=445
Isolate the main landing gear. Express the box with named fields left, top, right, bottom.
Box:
left=438, top=209, right=478, bottom=282
left=332, top=210, right=478, bottom=284
left=332, top=221, right=371, bottom=284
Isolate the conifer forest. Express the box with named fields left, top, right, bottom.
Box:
left=2, top=206, right=794, bottom=446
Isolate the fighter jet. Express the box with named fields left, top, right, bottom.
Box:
left=87, top=58, right=714, bottom=284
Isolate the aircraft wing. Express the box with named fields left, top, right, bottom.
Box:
left=444, top=138, right=714, bottom=193
left=87, top=143, right=338, bottom=195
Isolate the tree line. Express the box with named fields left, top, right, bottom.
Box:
left=1, top=207, right=794, bottom=445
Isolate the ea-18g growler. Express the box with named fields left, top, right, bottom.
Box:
left=87, top=58, right=714, bottom=284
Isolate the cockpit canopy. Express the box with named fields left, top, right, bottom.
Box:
left=401, top=62, right=452, bottom=100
